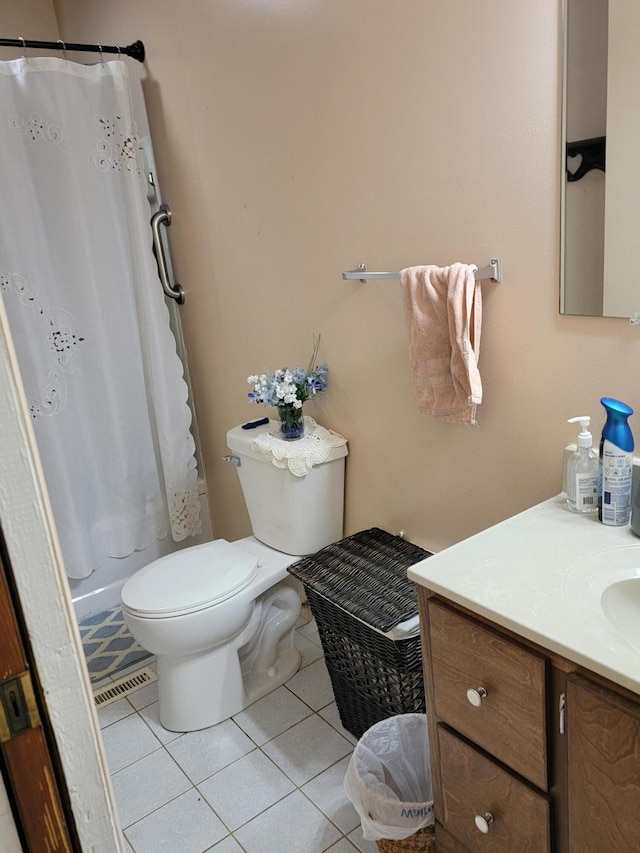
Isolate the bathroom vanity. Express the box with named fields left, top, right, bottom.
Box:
left=408, top=496, right=640, bottom=853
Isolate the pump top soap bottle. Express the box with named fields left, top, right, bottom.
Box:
left=566, top=416, right=598, bottom=513
left=599, top=397, right=634, bottom=526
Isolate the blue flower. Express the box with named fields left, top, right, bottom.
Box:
left=246, top=335, right=328, bottom=411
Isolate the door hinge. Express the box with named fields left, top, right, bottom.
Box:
left=0, top=671, right=41, bottom=743
left=559, top=691, right=566, bottom=735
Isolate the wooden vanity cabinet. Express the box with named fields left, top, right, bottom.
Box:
left=567, top=674, right=640, bottom=852
left=420, top=592, right=556, bottom=853
left=418, top=589, right=640, bottom=853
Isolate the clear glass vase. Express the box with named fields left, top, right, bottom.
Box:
left=277, top=404, right=304, bottom=440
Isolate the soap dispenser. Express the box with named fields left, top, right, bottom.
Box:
left=566, top=416, right=598, bottom=513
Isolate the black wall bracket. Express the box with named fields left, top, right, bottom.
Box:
left=566, top=136, right=606, bottom=182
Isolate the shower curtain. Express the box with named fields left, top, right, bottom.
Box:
left=0, top=56, right=202, bottom=579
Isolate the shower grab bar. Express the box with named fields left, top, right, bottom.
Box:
left=150, top=204, right=185, bottom=304
left=342, top=258, right=502, bottom=283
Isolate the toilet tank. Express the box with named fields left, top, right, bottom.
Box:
left=226, top=420, right=348, bottom=556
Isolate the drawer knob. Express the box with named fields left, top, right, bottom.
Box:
left=466, top=686, right=488, bottom=707
left=474, top=812, right=494, bottom=834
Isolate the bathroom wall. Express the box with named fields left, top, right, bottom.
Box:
left=13, top=0, right=640, bottom=554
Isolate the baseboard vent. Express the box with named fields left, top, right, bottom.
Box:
left=93, top=666, right=157, bottom=709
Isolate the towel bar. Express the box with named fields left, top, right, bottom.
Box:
left=342, top=258, right=501, bottom=284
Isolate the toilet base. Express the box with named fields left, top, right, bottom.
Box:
left=157, top=641, right=302, bottom=732
left=155, top=582, right=302, bottom=732
left=243, top=646, right=301, bottom=707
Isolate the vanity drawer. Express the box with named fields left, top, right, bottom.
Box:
left=438, top=725, right=551, bottom=853
left=428, top=600, right=548, bottom=789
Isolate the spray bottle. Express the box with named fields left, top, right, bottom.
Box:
left=566, top=417, right=598, bottom=513
left=599, top=397, right=634, bottom=526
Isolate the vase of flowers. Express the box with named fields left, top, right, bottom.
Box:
left=276, top=403, right=305, bottom=441
left=247, top=336, right=328, bottom=440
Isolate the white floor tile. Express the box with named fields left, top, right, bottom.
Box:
left=234, top=789, right=342, bottom=853
left=302, top=756, right=359, bottom=834
left=97, top=697, right=134, bottom=729
left=97, top=643, right=380, bottom=852
left=232, top=686, right=313, bottom=745
left=347, top=827, right=379, bottom=853
left=285, top=658, right=336, bottom=711
left=111, top=749, right=191, bottom=828
left=198, top=750, right=294, bottom=830
left=166, top=719, right=255, bottom=784
left=295, top=610, right=313, bottom=629
left=261, top=715, right=352, bottom=786
left=139, top=701, right=184, bottom=745
left=325, top=840, right=360, bottom=852
left=101, top=713, right=161, bottom=774
left=295, top=631, right=325, bottom=668
left=126, top=679, right=159, bottom=711
left=209, top=837, right=244, bottom=852
left=318, top=703, right=358, bottom=745
left=297, top=620, right=322, bottom=646
left=124, top=788, right=227, bottom=853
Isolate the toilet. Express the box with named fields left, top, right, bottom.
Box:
left=121, top=420, right=347, bottom=732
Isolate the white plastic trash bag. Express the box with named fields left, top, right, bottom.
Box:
left=343, top=714, right=434, bottom=841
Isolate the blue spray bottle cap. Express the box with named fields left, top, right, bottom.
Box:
left=600, top=397, right=634, bottom=451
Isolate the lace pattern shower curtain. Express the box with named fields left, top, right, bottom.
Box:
left=0, top=56, right=201, bottom=579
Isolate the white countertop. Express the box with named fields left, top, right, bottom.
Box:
left=408, top=495, right=640, bottom=696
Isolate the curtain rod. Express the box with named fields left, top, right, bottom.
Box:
left=0, top=38, right=145, bottom=63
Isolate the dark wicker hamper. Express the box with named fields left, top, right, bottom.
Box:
left=287, top=527, right=432, bottom=739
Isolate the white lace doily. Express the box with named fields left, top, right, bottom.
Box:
left=252, top=416, right=347, bottom=477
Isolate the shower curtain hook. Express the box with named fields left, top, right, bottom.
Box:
left=18, top=37, right=27, bottom=60
left=57, top=39, right=68, bottom=61
left=97, top=43, right=104, bottom=64
left=115, top=44, right=122, bottom=57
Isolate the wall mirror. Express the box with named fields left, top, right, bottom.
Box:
left=561, top=0, right=640, bottom=318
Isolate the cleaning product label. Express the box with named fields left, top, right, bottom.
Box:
left=575, top=472, right=598, bottom=512
left=601, top=439, right=633, bottom=525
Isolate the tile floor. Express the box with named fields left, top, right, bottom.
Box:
left=97, top=614, right=379, bottom=853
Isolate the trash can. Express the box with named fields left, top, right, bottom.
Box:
left=344, top=714, right=435, bottom=853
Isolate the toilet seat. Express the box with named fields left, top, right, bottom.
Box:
left=121, top=539, right=259, bottom=618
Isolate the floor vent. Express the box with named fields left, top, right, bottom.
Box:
left=93, top=666, right=157, bottom=709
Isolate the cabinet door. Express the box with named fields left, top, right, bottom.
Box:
left=438, top=725, right=551, bottom=853
left=568, top=674, right=640, bottom=852
left=428, top=600, right=548, bottom=789
left=436, top=824, right=474, bottom=853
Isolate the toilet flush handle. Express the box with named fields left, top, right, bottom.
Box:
left=222, top=455, right=241, bottom=467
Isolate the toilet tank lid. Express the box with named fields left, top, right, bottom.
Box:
left=227, top=419, right=348, bottom=462
left=121, top=539, right=258, bottom=617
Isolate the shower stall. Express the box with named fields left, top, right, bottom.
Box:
left=0, top=50, right=213, bottom=624
left=68, top=136, right=213, bottom=621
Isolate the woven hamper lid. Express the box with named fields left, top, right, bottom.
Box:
left=287, top=527, right=431, bottom=633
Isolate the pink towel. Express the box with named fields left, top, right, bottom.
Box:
left=400, top=263, right=482, bottom=425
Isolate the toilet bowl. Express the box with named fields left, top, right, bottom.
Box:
left=122, top=536, right=301, bottom=732
left=121, top=419, right=348, bottom=733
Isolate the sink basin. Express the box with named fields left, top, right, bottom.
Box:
left=601, top=579, right=640, bottom=653
left=562, top=545, right=640, bottom=651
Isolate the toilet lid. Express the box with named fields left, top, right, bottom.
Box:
left=121, top=539, right=259, bottom=617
